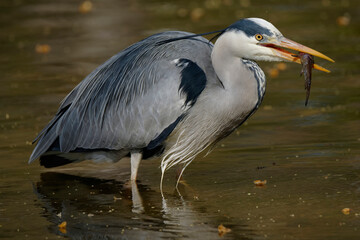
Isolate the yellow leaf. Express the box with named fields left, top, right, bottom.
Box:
left=58, top=221, right=67, bottom=234
left=342, top=208, right=350, bottom=215
left=218, top=224, right=231, bottom=237
left=254, top=180, right=267, bottom=187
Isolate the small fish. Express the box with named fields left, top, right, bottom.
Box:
left=299, top=52, right=314, bottom=106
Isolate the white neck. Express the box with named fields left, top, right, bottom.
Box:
left=210, top=32, right=263, bottom=114
left=211, top=32, right=248, bottom=89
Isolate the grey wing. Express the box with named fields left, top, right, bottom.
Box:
left=29, top=31, right=212, bottom=162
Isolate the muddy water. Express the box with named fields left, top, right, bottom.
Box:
left=1, top=0, right=359, bottom=239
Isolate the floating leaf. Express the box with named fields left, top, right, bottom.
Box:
left=342, top=208, right=350, bottom=215
left=79, top=1, right=93, bottom=14
left=190, top=8, right=204, bottom=22
left=268, top=68, right=279, bottom=78
left=254, top=180, right=267, bottom=187
left=58, top=221, right=67, bottom=234
left=218, top=224, right=231, bottom=237
left=336, top=14, right=350, bottom=26
left=276, top=63, right=287, bottom=71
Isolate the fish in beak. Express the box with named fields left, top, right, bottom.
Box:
left=260, top=37, right=335, bottom=72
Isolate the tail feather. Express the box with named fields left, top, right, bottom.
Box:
left=40, top=154, right=74, bottom=168
left=29, top=104, right=72, bottom=163
left=32, top=104, right=71, bottom=144
left=29, top=130, right=59, bottom=163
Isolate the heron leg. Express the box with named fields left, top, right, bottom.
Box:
left=131, top=180, right=144, bottom=213
left=130, top=150, right=142, bottom=181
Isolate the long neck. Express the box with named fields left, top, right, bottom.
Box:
left=211, top=34, right=242, bottom=90
left=211, top=33, right=263, bottom=92
left=210, top=33, right=266, bottom=114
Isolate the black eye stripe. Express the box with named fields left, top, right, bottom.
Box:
left=226, top=19, right=272, bottom=37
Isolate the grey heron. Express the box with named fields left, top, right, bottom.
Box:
left=29, top=18, right=333, bottom=189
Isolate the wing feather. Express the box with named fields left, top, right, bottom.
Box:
left=29, top=31, right=212, bottom=163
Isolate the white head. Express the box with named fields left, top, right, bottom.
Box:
left=214, top=18, right=333, bottom=66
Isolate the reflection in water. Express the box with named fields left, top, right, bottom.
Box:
left=1, top=0, right=359, bottom=239
left=34, top=172, right=249, bottom=239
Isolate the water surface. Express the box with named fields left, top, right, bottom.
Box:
left=1, top=0, right=359, bottom=239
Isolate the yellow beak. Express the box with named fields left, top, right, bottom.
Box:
left=260, top=37, right=334, bottom=73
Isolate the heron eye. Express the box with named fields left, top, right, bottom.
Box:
left=255, top=34, right=263, bottom=41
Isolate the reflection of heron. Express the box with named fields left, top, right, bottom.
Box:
left=29, top=18, right=333, bottom=189
left=35, top=173, right=241, bottom=239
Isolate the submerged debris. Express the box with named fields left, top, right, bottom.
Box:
left=35, top=44, right=51, bottom=54
left=113, top=196, right=122, bottom=201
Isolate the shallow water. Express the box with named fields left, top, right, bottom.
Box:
left=1, top=0, right=359, bottom=239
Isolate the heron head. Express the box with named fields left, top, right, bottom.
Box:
left=221, top=18, right=334, bottom=72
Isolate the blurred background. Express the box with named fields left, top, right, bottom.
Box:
left=0, top=0, right=359, bottom=239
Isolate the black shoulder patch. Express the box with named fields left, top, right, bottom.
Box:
left=226, top=19, right=272, bottom=37
left=142, top=145, right=165, bottom=159
left=175, top=59, right=207, bottom=107
left=147, top=114, right=184, bottom=150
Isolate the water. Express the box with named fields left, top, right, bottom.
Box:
left=1, top=0, right=359, bottom=239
